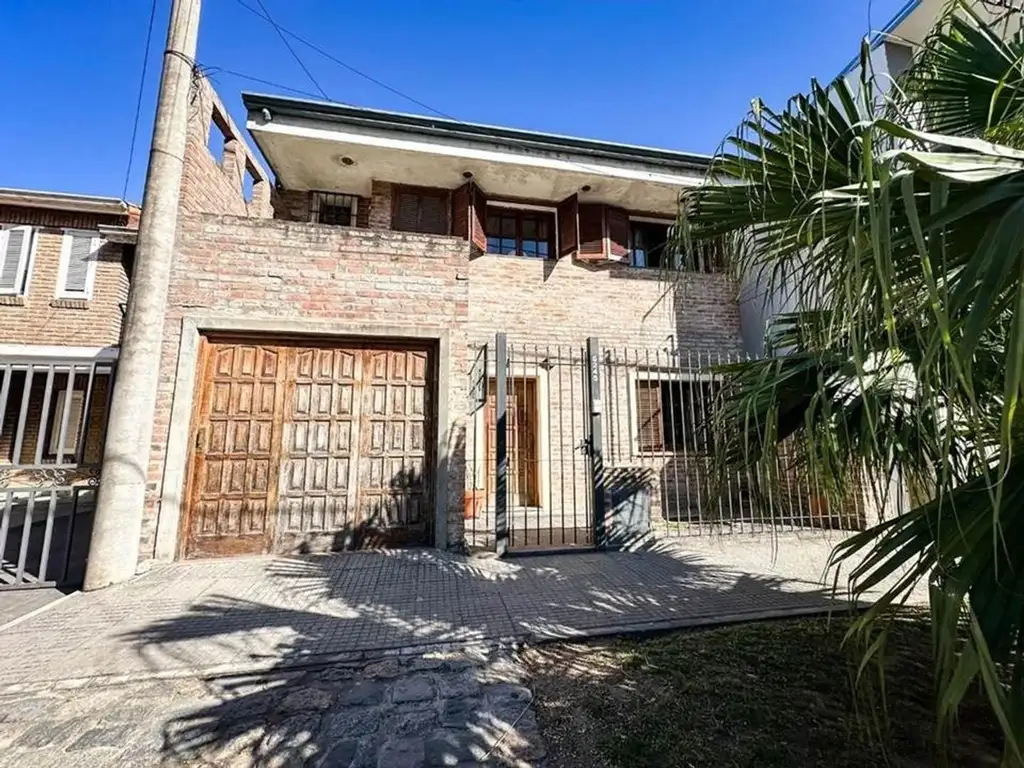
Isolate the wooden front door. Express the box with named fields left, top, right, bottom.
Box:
left=485, top=377, right=539, bottom=507
left=183, top=339, right=434, bottom=558
left=185, top=342, right=285, bottom=558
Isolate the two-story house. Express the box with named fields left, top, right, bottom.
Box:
left=0, top=188, right=138, bottom=586
left=115, top=76, right=854, bottom=574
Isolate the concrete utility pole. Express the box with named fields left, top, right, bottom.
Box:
left=84, top=0, right=201, bottom=590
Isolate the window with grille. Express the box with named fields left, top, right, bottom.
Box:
left=310, top=192, right=357, bottom=227
left=58, top=231, right=101, bottom=299
left=392, top=187, right=449, bottom=235
left=635, top=377, right=718, bottom=453
left=0, top=225, right=34, bottom=295
left=485, top=207, right=554, bottom=259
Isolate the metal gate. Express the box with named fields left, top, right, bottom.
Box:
left=0, top=357, right=115, bottom=589
left=465, top=334, right=866, bottom=555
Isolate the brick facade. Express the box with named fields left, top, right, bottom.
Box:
left=139, top=76, right=752, bottom=564
left=0, top=207, right=133, bottom=348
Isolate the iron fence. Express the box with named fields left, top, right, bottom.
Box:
left=465, top=335, right=865, bottom=553
left=0, top=358, right=114, bottom=589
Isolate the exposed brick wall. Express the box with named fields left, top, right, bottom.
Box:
left=271, top=188, right=371, bottom=228
left=0, top=227, right=130, bottom=347
left=368, top=181, right=394, bottom=230
left=467, top=254, right=743, bottom=353
left=139, top=214, right=471, bottom=561
left=180, top=78, right=272, bottom=218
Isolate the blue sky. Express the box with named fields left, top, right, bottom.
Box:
left=0, top=0, right=906, bottom=202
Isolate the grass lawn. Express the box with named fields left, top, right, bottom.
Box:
left=522, top=614, right=1003, bottom=767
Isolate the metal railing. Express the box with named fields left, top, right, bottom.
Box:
left=308, top=192, right=358, bottom=227
left=464, top=336, right=865, bottom=553
left=0, top=358, right=114, bottom=588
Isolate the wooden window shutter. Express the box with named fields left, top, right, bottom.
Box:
left=557, top=194, right=578, bottom=258
left=392, top=187, right=449, bottom=235
left=452, top=182, right=471, bottom=241
left=0, top=226, right=31, bottom=293
left=606, top=206, right=630, bottom=261
left=419, top=191, right=448, bottom=235
left=470, top=183, right=487, bottom=253
left=636, top=380, right=664, bottom=452
left=393, top=190, right=421, bottom=232
left=64, top=234, right=93, bottom=294
left=577, top=203, right=606, bottom=261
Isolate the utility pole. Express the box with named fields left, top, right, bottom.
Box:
left=84, top=0, right=201, bottom=590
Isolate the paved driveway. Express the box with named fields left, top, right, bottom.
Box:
left=0, top=533, right=866, bottom=767
left=0, top=536, right=847, bottom=687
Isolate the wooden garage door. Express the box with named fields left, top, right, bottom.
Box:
left=183, top=339, right=434, bottom=558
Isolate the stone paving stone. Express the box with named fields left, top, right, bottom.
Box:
left=391, top=675, right=435, bottom=704
left=377, top=736, right=426, bottom=768
left=280, top=686, right=336, bottom=712
left=338, top=680, right=386, bottom=707
left=12, top=716, right=86, bottom=749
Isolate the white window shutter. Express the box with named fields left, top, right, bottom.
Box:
left=0, top=226, right=31, bottom=293
left=64, top=234, right=94, bottom=294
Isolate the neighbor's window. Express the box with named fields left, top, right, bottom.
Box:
left=630, top=221, right=673, bottom=269
left=636, top=377, right=718, bottom=453
left=486, top=207, right=554, bottom=259
left=0, top=224, right=34, bottom=295
left=47, top=387, right=86, bottom=461
left=310, top=192, right=358, bottom=227
left=57, top=231, right=102, bottom=300
left=392, top=186, right=449, bottom=235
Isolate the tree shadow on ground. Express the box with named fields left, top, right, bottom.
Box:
left=119, top=544, right=847, bottom=766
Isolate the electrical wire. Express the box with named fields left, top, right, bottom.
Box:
left=199, top=63, right=324, bottom=100
left=228, top=0, right=457, bottom=119
left=250, top=0, right=329, bottom=100
left=122, top=0, right=159, bottom=200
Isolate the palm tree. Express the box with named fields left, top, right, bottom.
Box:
left=680, top=1, right=1024, bottom=761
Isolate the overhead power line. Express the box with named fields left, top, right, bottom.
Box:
left=228, top=0, right=457, bottom=119
left=122, top=0, right=160, bottom=200
left=250, top=0, right=329, bottom=99
left=199, top=64, right=325, bottom=100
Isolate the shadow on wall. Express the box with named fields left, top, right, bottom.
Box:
left=118, top=532, right=842, bottom=764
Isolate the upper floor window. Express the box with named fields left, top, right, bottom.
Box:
left=630, top=221, right=673, bottom=269
left=392, top=186, right=449, bottom=235
left=486, top=207, right=554, bottom=259
left=0, top=225, right=34, bottom=295
left=57, top=231, right=102, bottom=300
left=310, top=192, right=357, bottom=227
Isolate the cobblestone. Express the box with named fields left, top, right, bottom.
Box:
left=0, top=650, right=545, bottom=767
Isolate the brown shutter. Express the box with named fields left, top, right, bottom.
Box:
left=577, top=203, right=606, bottom=261
left=419, top=191, right=448, bottom=235
left=606, top=206, right=630, bottom=261
left=393, top=190, right=421, bottom=232
left=636, top=380, right=664, bottom=452
left=557, top=194, right=578, bottom=258
left=452, top=182, right=471, bottom=241
left=470, top=183, right=488, bottom=253
left=392, top=186, right=450, bottom=234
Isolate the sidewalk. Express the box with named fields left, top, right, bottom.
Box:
left=0, top=533, right=856, bottom=688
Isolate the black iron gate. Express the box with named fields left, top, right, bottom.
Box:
left=465, top=334, right=866, bottom=555
left=0, top=357, right=115, bottom=589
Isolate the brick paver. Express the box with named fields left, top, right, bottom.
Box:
left=0, top=539, right=848, bottom=687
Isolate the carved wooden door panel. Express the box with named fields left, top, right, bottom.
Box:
left=357, top=348, right=431, bottom=543
left=184, top=341, right=284, bottom=558
left=277, top=347, right=361, bottom=551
